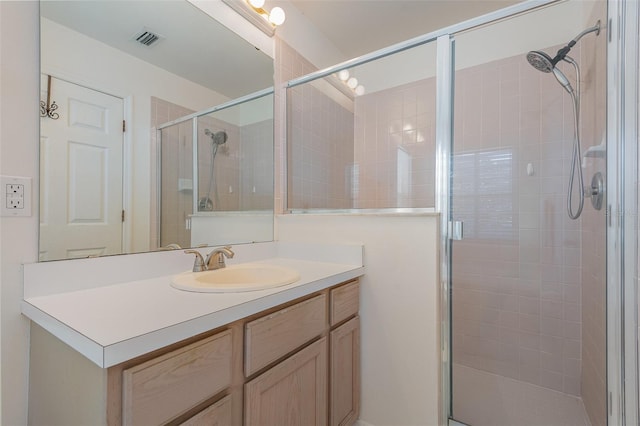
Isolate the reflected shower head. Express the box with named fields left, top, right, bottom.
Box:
left=204, top=129, right=228, bottom=145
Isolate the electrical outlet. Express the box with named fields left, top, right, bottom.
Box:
left=1, top=176, right=32, bottom=217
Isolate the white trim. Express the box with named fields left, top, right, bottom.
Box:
left=606, top=0, right=633, bottom=423
left=616, top=0, right=640, bottom=422
left=122, top=95, right=133, bottom=253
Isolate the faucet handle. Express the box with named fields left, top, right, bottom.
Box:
left=184, top=250, right=206, bottom=272
left=205, top=246, right=234, bottom=270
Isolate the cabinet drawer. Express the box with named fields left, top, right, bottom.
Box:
left=245, top=294, right=326, bottom=376
left=122, top=330, right=233, bottom=425
left=330, top=280, right=359, bottom=326
left=179, top=394, right=232, bottom=426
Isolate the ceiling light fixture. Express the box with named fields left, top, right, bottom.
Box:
left=221, top=0, right=285, bottom=37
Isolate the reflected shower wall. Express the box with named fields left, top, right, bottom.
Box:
left=156, top=92, right=274, bottom=249
left=287, top=42, right=437, bottom=210
left=152, top=97, right=195, bottom=249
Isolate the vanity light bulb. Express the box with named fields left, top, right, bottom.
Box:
left=338, top=70, right=350, bottom=81
left=355, top=85, right=365, bottom=96
left=248, top=0, right=265, bottom=8
left=347, top=77, right=358, bottom=89
left=269, top=7, right=286, bottom=25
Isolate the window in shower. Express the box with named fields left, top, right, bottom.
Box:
left=286, top=41, right=437, bottom=211
left=453, top=148, right=514, bottom=241
left=449, top=1, right=608, bottom=425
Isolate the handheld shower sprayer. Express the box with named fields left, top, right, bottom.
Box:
left=525, top=21, right=601, bottom=220
left=199, top=128, right=229, bottom=211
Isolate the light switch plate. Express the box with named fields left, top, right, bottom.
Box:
left=1, top=175, right=32, bottom=217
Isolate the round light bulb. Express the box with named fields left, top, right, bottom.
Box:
left=269, top=7, right=286, bottom=25
left=248, top=0, right=265, bottom=8
left=347, top=77, right=358, bottom=89
left=338, top=70, right=350, bottom=81
left=355, top=85, right=365, bottom=96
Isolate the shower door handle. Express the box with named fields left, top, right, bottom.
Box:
left=449, top=221, right=464, bottom=241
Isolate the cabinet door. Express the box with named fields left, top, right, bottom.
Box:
left=244, top=337, right=327, bottom=426
left=330, top=316, right=360, bottom=426
left=179, top=395, right=232, bottom=426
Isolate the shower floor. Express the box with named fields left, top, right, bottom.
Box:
left=452, top=364, right=591, bottom=426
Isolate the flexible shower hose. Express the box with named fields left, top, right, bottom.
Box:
left=564, top=57, right=584, bottom=220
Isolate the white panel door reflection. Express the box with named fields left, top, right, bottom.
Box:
left=40, top=76, right=124, bottom=261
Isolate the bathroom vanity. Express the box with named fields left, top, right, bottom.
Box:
left=22, top=242, right=363, bottom=425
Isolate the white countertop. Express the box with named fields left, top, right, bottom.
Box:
left=22, top=242, right=364, bottom=368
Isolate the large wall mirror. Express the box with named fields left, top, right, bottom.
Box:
left=39, top=0, right=275, bottom=261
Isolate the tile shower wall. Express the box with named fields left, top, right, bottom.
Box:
left=580, top=3, right=607, bottom=425
left=353, top=79, right=436, bottom=208
left=196, top=116, right=241, bottom=212
left=153, top=98, right=272, bottom=249
left=451, top=43, right=602, bottom=397
left=287, top=78, right=355, bottom=209
left=282, top=38, right=436, bottom=211
left=151, top=97, right=194, bottom=249
left=275, top=39, right=319, bottom=214
left=240, top=119, right=275, bottom=210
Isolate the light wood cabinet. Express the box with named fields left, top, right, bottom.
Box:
left=28, top=279, right=360, bottom=426
left=179, top=395, right=233, bottom=426
left=330, top=281, right=359, bottom=326
left=245, top=293, right=326, bottom=376
left=245, top=337, right=328, bottom=426
left=122, top=331, right=232, bottom=425
left=330, top=317, right=360, bottom=426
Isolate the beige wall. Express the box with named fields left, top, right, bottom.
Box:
left=277, top=214, right=441, bottom=426
left=0, top=2, right=39, bottom=424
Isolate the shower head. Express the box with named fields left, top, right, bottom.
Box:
left=213, top=131, right=227, bottom=145
left=526, top=20, right=601, bottom=76
left=552, top=64, right=574, bottom=95
left=526, top=50, right=575, bottom=95
left=204, top=129, right=228, bottom=145
left=526, top=51, right=554, bottom=73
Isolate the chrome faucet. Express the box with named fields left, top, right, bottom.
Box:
left=205, top=246, right=234, bottom=270
left=184, top=246, right=235, bottom=272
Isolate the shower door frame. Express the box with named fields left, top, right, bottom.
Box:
left=606, top=0, right=639, bottom=424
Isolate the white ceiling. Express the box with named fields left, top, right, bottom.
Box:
left=284, top=0, right=523, bottom=59
left=41, top=1, right=274, bottom=99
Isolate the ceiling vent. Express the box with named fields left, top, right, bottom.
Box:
left=132, top=28, right=164, bottom=47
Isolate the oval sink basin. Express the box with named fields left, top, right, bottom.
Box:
left=171, top=263, right=300, bottom=293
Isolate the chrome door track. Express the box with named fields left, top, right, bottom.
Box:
left=449, top=419, right=471, bottom=426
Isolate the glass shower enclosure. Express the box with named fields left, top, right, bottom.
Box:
left=448, top=1, right=607, bottom=424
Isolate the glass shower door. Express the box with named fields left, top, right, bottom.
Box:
left=448, top=1, right=608, bottom=425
